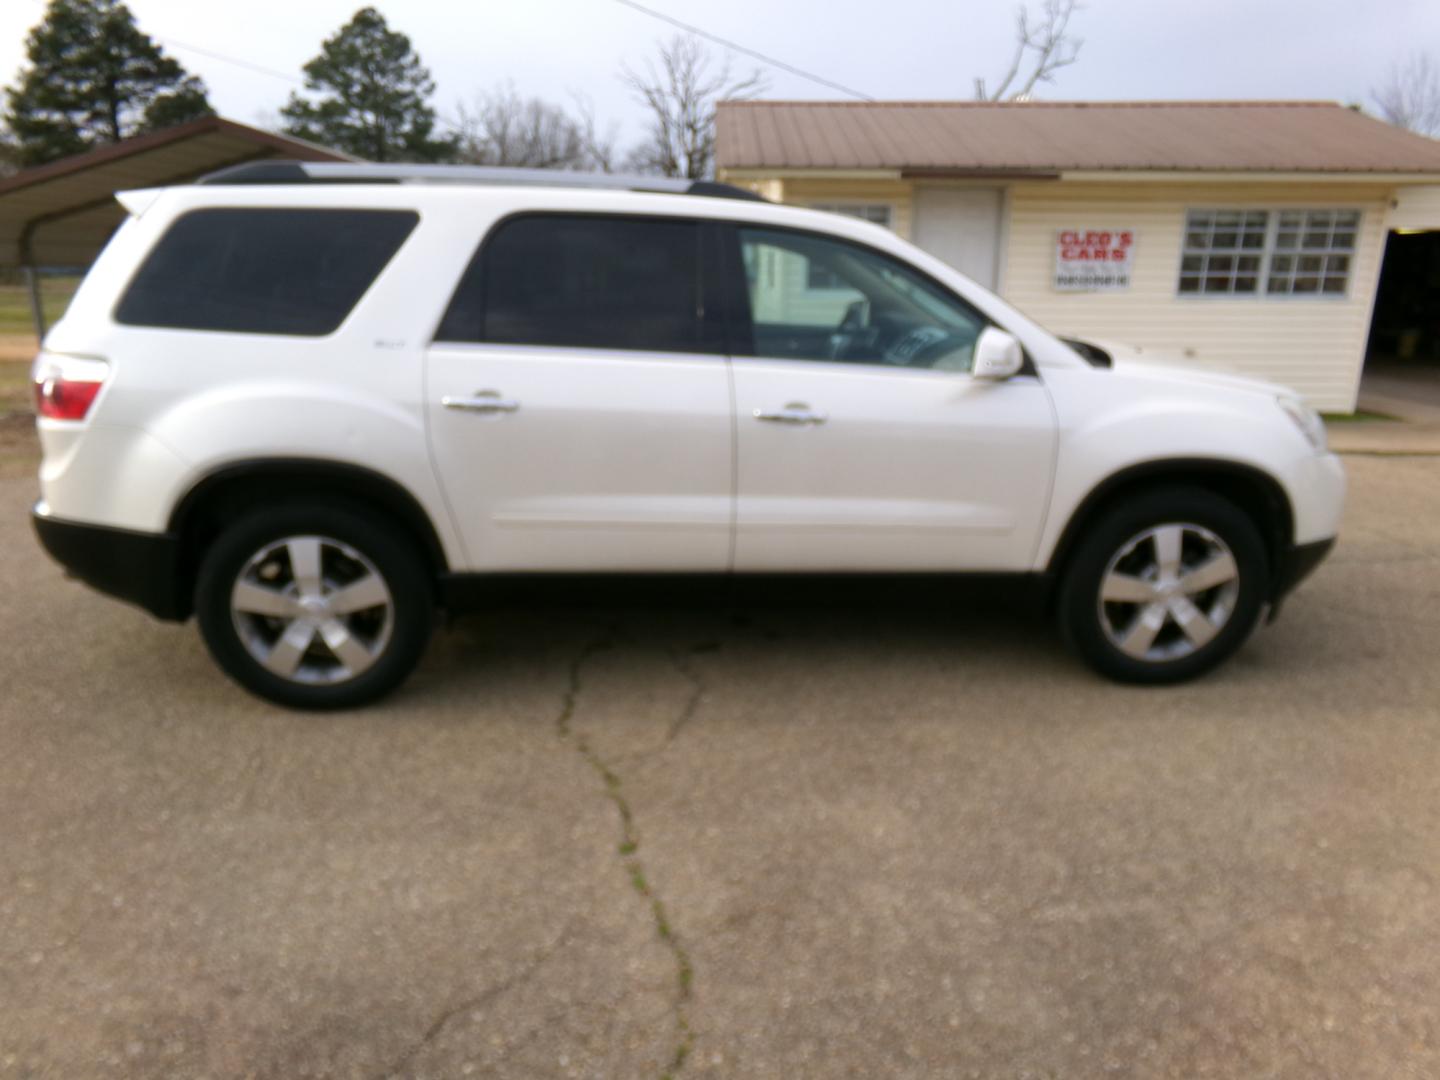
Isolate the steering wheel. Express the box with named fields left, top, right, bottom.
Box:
left=828, top=300, right=874, bottom=361
left=886, top=327, right=973, bottom=369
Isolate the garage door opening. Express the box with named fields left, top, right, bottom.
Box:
left=1366, top=229, right=1440, bottom=385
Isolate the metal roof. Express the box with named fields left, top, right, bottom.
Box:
left=715, top=100, right=1440, bottom=176
left=0, top=116, right=350, bottom=268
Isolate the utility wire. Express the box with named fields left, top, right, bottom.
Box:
left=611, top=0, right=875, bottom=101
left=153, top=39, right=304, bottom=85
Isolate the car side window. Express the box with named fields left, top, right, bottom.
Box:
left=437, top=214, right=720, bottom=354
left=115, top=208, right=418, bottom=336
left=735, top=227, right=986, bottom=372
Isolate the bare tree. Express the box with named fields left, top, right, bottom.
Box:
left=456, top=82, right=588, bottom=168
left=975, top=0, right=1083, bottom=102
left=570, top=91, right=620, bottom=173
left=622, top=34, right=766, bottom=179
left=1372, top=53, right=1440, bottom=137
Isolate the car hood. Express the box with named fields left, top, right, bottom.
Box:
left=1073, top=337, right=1296, bottom=400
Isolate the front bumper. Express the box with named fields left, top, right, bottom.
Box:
left=32, top=502, right=188, bottom=621
left=1268, top=536, right=1336, bottom=620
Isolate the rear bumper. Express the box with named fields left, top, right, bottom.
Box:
left=31, top=502, right=188, bottom=621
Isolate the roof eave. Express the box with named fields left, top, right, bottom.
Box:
left=0, top=116, right=351, bottom=198
left=719, top=165, right=1440, bottom=183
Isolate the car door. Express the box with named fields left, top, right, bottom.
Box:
left=425, top=213, right=733, bottom=571
left=726, top=223, right=1056, bottom=572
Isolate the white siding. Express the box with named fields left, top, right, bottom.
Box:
left=1391, top=185, right=1440, bottom=230
left=748, top=244, right=860, bottom=327
left=1001, top=181, right=1394, bottom=411
left=777, top=179, right=915, bottom=240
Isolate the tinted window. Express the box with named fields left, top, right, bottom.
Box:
left=116, top=208, right=418, bottom=335
left=437, top=215, right=709, bottom=353
left=737, top=227, right=985, bottom=372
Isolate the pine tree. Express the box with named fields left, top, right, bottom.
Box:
left=280, top=7, right=457, bottom=163
left=4, top=0, right=212, bottom=167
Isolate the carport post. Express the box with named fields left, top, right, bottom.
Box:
left=17, top=222, right=48, bottom=341
left=23, top=265, right=47, bottom=341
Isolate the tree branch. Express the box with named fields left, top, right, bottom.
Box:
left=977, top=0, right=1083, bottom=102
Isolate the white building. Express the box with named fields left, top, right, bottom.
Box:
left=716, top=100, right=1440, bottom=412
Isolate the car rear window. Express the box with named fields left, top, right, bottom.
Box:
left=436, top=214, right=714, bottom=354
left=115, top=208, right=418, bottom=336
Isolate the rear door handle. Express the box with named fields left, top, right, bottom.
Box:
left=754, top=403, right=827, bottom=425
left=442, top=390, right=520, bottom=414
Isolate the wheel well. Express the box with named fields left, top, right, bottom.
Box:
left=168, top=460, right=449, bottom=618
left=1045, top=460, right=1293, bottom=598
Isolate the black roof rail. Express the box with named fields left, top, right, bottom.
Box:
left=197, top=161, right=768, bottom=201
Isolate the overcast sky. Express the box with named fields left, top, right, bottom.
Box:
left=3, top=0, right=1438, bottom=147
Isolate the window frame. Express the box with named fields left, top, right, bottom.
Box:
left=1175, top=207, right=1362, bottom=302
left=113, top=205, right=420, bottom=337
left=718, top=220, right=1012, bottom=375
left=431, top=210, right=731, bottom=357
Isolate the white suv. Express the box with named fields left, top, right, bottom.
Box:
left=30, top=162, right=1345, bottom=708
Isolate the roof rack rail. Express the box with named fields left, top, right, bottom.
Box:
left=197, top=160, right=767, bottom=201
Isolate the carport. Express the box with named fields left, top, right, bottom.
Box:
left=1368, top=186, right=1440, bottom=366
left=0, top=116, right=349, bottom=337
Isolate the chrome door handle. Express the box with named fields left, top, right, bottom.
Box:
left=442, top=390, right=520, bottom=414
left=754, top=403, right=826, bottom=425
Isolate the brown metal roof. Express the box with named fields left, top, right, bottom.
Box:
left=0, top=116, right=351, bottom=267
left=715, top=100, right=1440, bottom=175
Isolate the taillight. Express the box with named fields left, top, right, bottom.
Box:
left=34, top=372, right=104, bottom=421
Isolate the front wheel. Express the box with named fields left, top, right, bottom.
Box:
left=195, top=503, right=433, bottom=709
left=1058, top=488, right=1270, bottom=684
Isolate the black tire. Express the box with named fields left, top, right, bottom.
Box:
left=195, top=501, right=433, bottom=709
left=1058, top=487, right=1270, bottom=684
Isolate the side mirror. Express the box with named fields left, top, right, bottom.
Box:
left=972, top=327, right=1025, bottom=380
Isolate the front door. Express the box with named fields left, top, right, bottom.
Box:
left=913, top=187, right=1003, bottom=289
left=727, top=224, right=1054, bottom=572
left=425, top=213, right=733, bottom=572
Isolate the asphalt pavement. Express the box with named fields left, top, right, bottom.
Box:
left=2, top=455, right=1439, bottom=1079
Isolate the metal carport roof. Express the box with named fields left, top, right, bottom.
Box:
left=0, top=115, right=352, bottom=268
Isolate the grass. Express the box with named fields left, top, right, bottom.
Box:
left=0, top=360, right=32, bottom=417
left=0, top=358, right=38, bottom=477
left=1323, top=409, right=1400, bottom=423
left=0, top=276, right=80, bottom=336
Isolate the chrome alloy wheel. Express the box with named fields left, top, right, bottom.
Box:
left=229, top=535, right=394, bottom=685
left=1097, top=523, right=1242, bottom=663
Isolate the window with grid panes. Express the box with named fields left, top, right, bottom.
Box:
left=1178, top=208, right=1360, bottom=298
left=1266, top=210, right=1358, bottom=296
left=1178, top=210, right=1268, bottom=295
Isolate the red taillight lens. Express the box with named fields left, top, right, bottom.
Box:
left=34, top=374, right=103, bottom=421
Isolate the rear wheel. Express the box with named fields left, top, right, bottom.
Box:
left=195, top=503, right=432, bottom=708
left=1058, top=488, right=1269, bottom=684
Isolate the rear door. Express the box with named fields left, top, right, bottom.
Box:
left=725, top=224, right=1056, bottom=572
left=424, top=214, right=734, bottom=571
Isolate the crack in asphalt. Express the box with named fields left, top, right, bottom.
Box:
left=374, top=920, right=575, bottom=1080
left=661, top=643, right=714, bottom=749
left=558, top=638, right=696, bottom=1080
left=615, top=640, right=717, bottom=767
